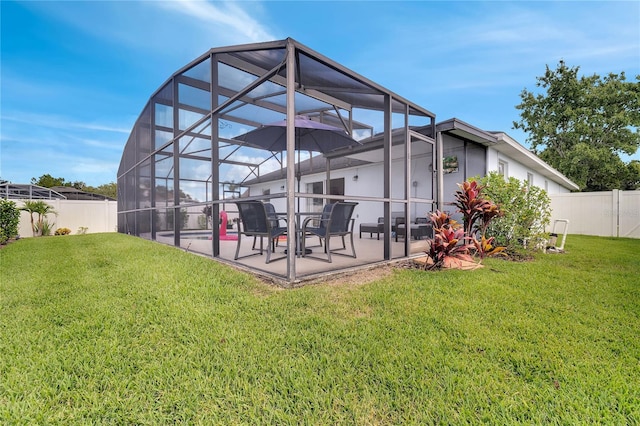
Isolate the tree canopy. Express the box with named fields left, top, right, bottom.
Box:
left=31, top=174, right=117, bottom=199
left=31, top=174, right=79, bottom=189
left=513, top=61, right=640, bottom=191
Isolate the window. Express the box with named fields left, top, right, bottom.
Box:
left=305, top=178, right=345, bottom=212
left=306, top=181, right=324, bottom=212
left=329, top=177, right=345, bottom=204
left=527, top=173, right=534, bottom=186
left=498, top=160, right=508, bottom=177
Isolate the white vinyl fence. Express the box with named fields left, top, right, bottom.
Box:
left=14, top=199, right=117, bottom=237
left=549, top=190, right=640, bottom=238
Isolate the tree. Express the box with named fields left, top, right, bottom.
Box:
left=31, top=174, right=67, bottom=188
left=30, top=174, right=117, bottom=198
left=85, top=182, right=117, bottom=199
left=19, top=201, right=57, bottom=237
left=513, top=61, right=640, bottom=191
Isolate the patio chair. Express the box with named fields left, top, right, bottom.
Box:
left=252, top=202, right=284, bottom=251
left=234, top=200, right=287, bottom=263
left=301, top=201, right=358, bottom=263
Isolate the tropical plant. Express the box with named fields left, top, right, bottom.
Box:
left=0, top=199, right=20, bottom=244
left=19, top=201, right=57, bottom=237
left=472, top=235, right=506, bottom=261
left=36, top=219, right=56, bottom=237
left=55, top=227, right=72, bottom=235
left=429, top=209, right=460, bottom=230
left=453, top=180, right=493, bottom=237
left=452, top=180, right=504, bottom=260
left=424, top=210, right=474, bottom=270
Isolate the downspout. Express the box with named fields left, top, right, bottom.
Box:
left=436, top=131, right=444, bottom=211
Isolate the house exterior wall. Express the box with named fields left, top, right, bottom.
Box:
left=486, top=147, right=571, bottom=194
left=440, top=135, right=487, bottom=212
left=247, top=136, right=574, bottom=230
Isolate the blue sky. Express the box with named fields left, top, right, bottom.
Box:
left=2, top=0, right=639, bottom=186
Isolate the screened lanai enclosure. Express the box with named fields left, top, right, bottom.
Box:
left=117, top=38, right=442, bottom=286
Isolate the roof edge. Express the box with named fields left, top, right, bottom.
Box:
left=491, top=132, right=580, bottom=191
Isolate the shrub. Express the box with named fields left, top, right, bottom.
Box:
left=452, top=181, right=505, bottom=261
left=55, top=227, right=72, bottom=235
left=425, top=210, right=474, bottom=270
left=473, top=172, right=551, bottom=253
left=453, top=181, right=494, bottom=236
left=0, top=199, right=20, bottom=244
left=426, top=180, right=507, bottom=269
left=36, top=219, right=55, bottom=236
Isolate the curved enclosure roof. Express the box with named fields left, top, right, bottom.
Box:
left=118, top=38, right=435, bottom=187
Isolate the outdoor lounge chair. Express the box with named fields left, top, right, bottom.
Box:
left=359, top=211, right=405, bottom=239
left=301, top=201, right=358, bottom=263
left=359, top=217, right=384, bottom=239
left=395, top=216, right=432, bottom=241
left=234, top=200, right=287, bottom=263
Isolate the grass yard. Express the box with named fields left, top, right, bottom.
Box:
left=1, top=233, right=639, bottom=424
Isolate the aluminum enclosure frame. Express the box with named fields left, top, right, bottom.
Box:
left=117, top=38, right=438, bottom=286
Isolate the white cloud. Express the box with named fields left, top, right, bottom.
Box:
left=2, top=112, right=131, bottom=134
left=76, top=138, right=125, bottom=151
left=350, top=2, right=638, bottom=97
left=19, top=0, right=277, bottom=59
left=158, top=0, right=275, bottom=43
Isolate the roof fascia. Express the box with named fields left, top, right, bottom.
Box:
left=492, top=132, right=579, bottom=191
left=437, top=118, right=499, bottom=145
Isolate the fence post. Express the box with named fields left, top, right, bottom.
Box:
left=612, top=189, right=620, bottom=238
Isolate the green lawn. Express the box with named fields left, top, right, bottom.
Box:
left=1, top=233, right=638, bottom=424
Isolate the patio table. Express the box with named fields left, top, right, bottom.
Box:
left=279, top=211, right=323, bottom=257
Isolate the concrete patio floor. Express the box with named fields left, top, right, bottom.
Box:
left=157, top=232, right=430, bottom=286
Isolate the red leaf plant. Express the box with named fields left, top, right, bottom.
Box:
left=472, top=235, right=507, bottom=261
left=453, top=180, right=505, bottom=261
left=425, top=210, right=474, bottom=270
left=453, top=181, right=492, bottom=236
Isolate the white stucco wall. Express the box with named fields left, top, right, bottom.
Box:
left=246, top=140, right=574, bottom=231
left=486, top=147, right=571, bottom=194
